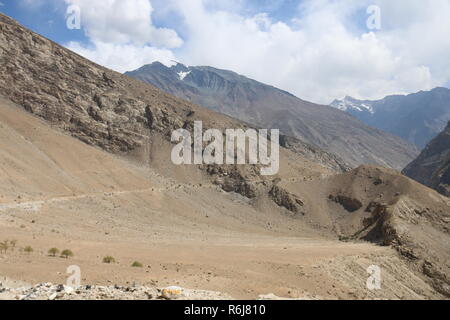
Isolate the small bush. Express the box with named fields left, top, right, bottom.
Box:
left=103, top=256, right=116, bottom=264
left=9, top=240, right=17, bottom=247
left=24, top=246, right=33, bottom=253
left=60, top=249, right=74, bottom=259
left=0, top=241, right=9, bottom=254
left=131, top=261, right=143, bottom=268
left=48, top=248, right=59, bottom=257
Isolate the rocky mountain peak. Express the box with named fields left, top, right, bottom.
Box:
left=331, top=96, right=375, bottom=114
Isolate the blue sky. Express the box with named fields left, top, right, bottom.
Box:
left=0, top=0, right=306, bottom=47
left=0, top=0, right=84, bottom=43
left=1, top=0, right=449, bottom=104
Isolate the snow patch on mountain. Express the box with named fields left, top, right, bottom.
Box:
left=331, top=97, right=375, bottom=114
left=178, top=70, right=191, bottom=81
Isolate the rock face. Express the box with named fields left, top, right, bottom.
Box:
left=331, top=88, right=450, bottom=150
left=278, top=135, right=350, bottom=172
left=269, top=185, right=305, bottom=215
left=403, top=122, right=450, bottom=197
left=125, top=62, right=419, bottom=170
left=329, top=195, right=363, bottom=212
left=0, top=13, right=178, bottom=154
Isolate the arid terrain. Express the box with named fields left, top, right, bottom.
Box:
left=0, top=92, right=447, bottom=300
left=0, top=13, right=448, bottom=300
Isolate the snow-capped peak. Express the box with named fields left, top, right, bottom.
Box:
left=168, top=62, right=191, bottom=80
left=331, top=96, right=374, bottom=114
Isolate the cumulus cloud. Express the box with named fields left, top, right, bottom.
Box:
left=63, top=0, right=181, bottom=73
left=62, top=0, right=450, bottom=103
left=166, top=0, right=450, bottom=103
left=66, top=41, right=177, bottom=73
left=65, top=0, right=182, bottom=47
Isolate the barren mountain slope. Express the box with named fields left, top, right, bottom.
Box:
left=277, top=165, right=450, bottom=296
left=403, top=121, right=450, bottom=197
left=126, top=62, right=418, bottom=170
left=0, top=12, right=350, bottom=227
left=0, top=13, right=346, bottom=176
left=0, top=97, right=444, bottom=300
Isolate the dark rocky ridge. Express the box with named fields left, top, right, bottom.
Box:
left=403, top=121, right=450, bottom=197
left=126, top=62, right=419, bottom=170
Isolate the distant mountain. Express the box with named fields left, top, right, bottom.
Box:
left=331, top=88, right=450, bottom=149
left=126, top=62, right=418, bottom=170
left=403, top=121, right=450, bottom=197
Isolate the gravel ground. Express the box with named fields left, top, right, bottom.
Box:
left=0, top=282, right=233, bottom=300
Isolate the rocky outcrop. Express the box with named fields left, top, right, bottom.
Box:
left=324, top=166, right=450, bottom=297
left=403, top=121, right=450, bottom=197
left=269, top=185, right=305, bottom=215
left=209, top=166, right=259, bottom=199
left=329, top=195, right=363, bottom=212
left=279, top=135, right=350, bottom=172
left=366, top=199, right=450, bottom=297
left=0, top=283, right=232, bottom=300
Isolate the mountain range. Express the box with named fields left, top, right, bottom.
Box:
left=331, top=88, right=450, bottom=149
left=125, top=62, right=419, bottom=170
left=0, top=13, right=449, bottom=299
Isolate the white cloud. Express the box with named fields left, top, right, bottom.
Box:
left=63, top=0, right=181, bottom=73
left=62, top=0, right=450, bottom=103
left=166, top=0, right=450, bottom=103
left=65, top=0, right=182, bottom=47
left=66, top=41, right=177, bottom=73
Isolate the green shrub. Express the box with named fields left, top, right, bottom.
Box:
left=103, top=256, right=116, bottom=264
left=24, top=246, right=33, bottom=253
left=10, top=240, right=17, bottom=251
left=60, top=249, right=74, bottom=259
left=131, top=261, right=143, bottom=268
left=0, top=241, right=9, bottom=254
left=48, top=248, right=59, bottom=257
